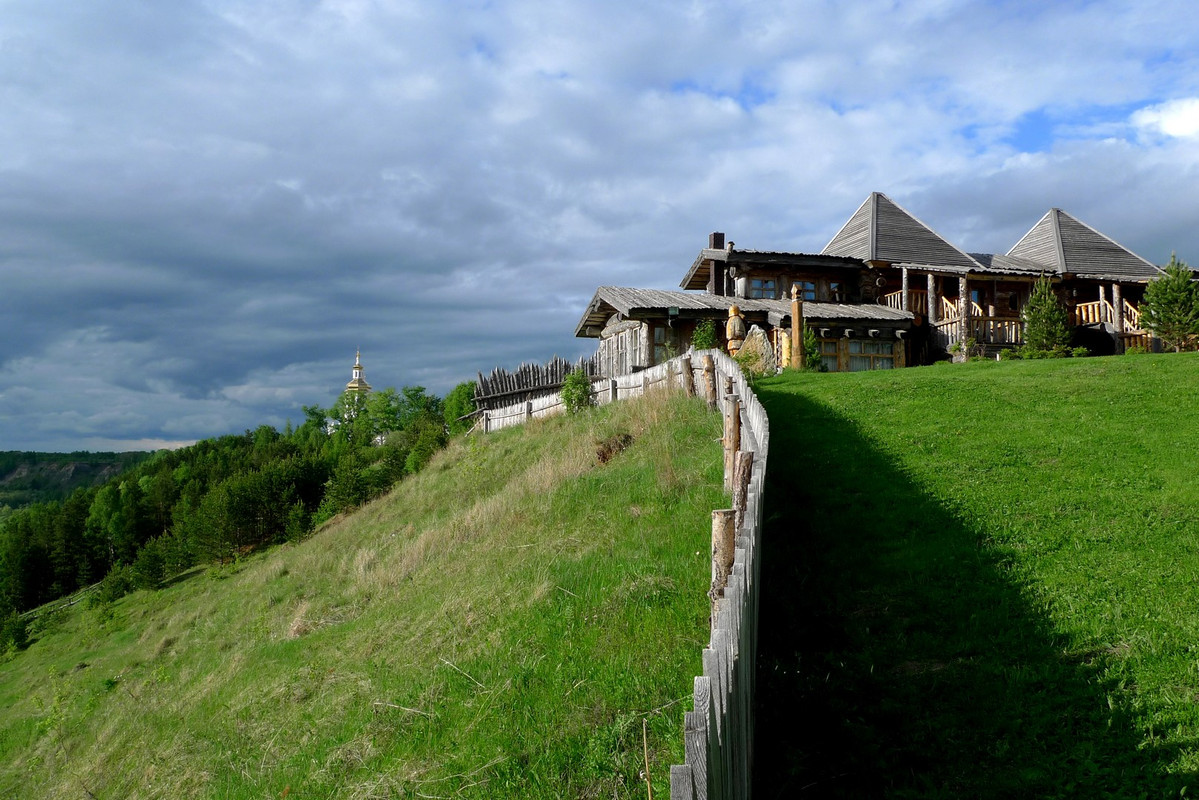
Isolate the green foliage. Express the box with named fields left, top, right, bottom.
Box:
left=754, top=356, right=1199, bottom=796
left=0, top=611, right=27, bottom=652
left=1141, top=254, right=1199, bottom=352
left=1021, top=276, right=1071, bottom=356
left=561, top=369, right=594, bottom=414
left=801, top=322, right=825, bottom=371
left=443, top=381, right=477, bottom=436
left=691, top=318, right=718, bottom=350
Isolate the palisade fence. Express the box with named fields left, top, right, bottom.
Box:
left=477, top=349, right=769, bottom=800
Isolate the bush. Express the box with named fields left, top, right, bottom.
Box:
left=561, top=369, right=593, bottom=414
left=691, top=319, right=718, bottom=351
left=801, top=323, right=825, bottom=371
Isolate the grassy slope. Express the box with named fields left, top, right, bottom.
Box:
left=753, top=353, right=1199, bottom=798
left=0, top=391, right=725, bottom=799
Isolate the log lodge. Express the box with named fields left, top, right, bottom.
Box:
left=575, top=192, right=1166, bottom=374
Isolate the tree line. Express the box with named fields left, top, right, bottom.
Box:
left=0, top=381, right=477, bottom=652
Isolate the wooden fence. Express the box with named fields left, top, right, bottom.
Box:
left=478, top=351, right=770, bottom=800
left=474, top=354, right=599, bottom=412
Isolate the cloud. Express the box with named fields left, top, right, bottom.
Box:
left=2, top=1, right=1199, bottom=451
left=1132, top=97, right=1199, bottom=138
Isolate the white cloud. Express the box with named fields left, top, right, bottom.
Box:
left=1132, top=97, right=1199, bottom=138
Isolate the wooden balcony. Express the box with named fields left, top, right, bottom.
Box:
left=880, top=289, right=929, bottom=315
left=1076, top=299, right=1143, bottom=332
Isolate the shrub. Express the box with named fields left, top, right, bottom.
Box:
left=691, top=319, right=718, bottom=351
left=561, top=369, right=594, bottom=414
left=801, top=323, right=825, bottom=371
left=1124, top=345, right=1149, bottom=355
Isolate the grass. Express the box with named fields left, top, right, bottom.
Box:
left=753, top=353, right=1199, bottom=798
left=0, top=389, right=725, bottom=799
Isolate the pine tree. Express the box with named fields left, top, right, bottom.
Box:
left=1021, top=276, right=1071, bottom=357
left=1141, top=254, right=1199, bottom=353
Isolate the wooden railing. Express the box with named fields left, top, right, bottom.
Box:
left=939, top=296, right=959, bottom=321
left=969, top=317, right=1022, bottom=344
left=1076, top=300, right=1115, bottom=325
left=881, top=289, right=928, bottom=315
left=1123, top=300, right=1141, bottom=331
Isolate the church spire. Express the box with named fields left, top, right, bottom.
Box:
left=345, top=349, right=372, bottom=394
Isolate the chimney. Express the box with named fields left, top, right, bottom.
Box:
left=708, top=232, right=725, bottom=250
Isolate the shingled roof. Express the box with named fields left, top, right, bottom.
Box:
left=1007, top=209, right=1161, bottom=281
left=575, top=286, right=912, bottom=338
left=822, top=192, right=982, bottom=270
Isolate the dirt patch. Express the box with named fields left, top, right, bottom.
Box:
left=595, top=433, right=634, bottom=464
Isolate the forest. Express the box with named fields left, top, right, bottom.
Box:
left=0, top=381, right=477, bottom=652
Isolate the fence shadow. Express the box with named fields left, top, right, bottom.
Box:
left=752, top=387, right=1192, bottom=798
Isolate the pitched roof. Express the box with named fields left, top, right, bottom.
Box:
left=679, top=248, right=862, bottom=290
left=575, top=286, right=912, bottom=337
left=822, top=192, right=982, bottom=270
left=1007, top=209, right=1160, bottom=280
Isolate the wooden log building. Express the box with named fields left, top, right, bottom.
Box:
left=575, top=192, right=1170, bottom=374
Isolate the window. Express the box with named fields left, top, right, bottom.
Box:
left=652, top=325, right=670, bottom=365
left=848, top=339, right=895, bottom=371
left=749, top=278, right=777, bottom=299
left=828, top=281, right=845, bottom=302
left=798, top=280, right=817, bottom=301
left=819, top=339, right=838, bottom=372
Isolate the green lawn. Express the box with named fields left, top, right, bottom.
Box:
left=0, top=390, right=725, bottom=799
left=753, top=353, right=1199, bottom=798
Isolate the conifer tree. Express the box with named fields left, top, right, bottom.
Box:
left=1021, top=276, right=1071, bottom=356
left=1141, top=254, right=1199, bottom=352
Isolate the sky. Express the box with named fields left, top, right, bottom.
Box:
left=3, top=0, right=1199, bottom=452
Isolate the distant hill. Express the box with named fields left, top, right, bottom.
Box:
left=0, top=451, right=152, bottom=511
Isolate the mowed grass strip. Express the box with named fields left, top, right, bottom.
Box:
left=0, top=390, right=725, bottom=799
left=754, top=354, right=1199, bottom=798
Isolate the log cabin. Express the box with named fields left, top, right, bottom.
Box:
left=575, top=192, right=1167, bottom=374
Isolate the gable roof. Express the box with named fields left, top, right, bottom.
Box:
left=1007, top=208, right=1160, bottom=281
left=822, top=192, right=982, bottom=270
left=679, top=248, right=863, bottom=290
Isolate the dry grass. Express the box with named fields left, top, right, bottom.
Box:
left=0, top=388, right=724, bottom=799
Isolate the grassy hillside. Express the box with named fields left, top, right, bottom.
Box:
left=0, top=391, right=724, bottom=799
left=754, top=353, right=1199, bottom=798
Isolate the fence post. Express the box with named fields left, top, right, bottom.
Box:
left=702, top=355, right=717, bottom=409
left=681, top=355, right=695, bottom=397
left=732, top=451, right=754, bottom=532
left=710, top=508, right=735, bottom=616
left=723, top=394, right=741, bottom=491
left=610, top=378, right=618, bottom=403
left=643, top=373, right=650, bottom=396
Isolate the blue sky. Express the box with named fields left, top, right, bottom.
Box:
left=2, top=0, right=1199, bottom=451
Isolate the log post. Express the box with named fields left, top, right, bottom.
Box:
left=959, top=275, right=971, bottom=344
left=732, top=451, right=754, bottom=532
left=710, top=508, right=736, bottom=609
left=642, top=372, right=650, bottom=396
left=525, top=400, right=533, bottom=422
left=681, top=355, right=695, bottom=397
left=610, top=378, right=618, bottom=403
left=927, top=272, right=938, bottom=325
left=702, top=355, right=717, bottom=409
left=723, top=394, right=741, bottom=491
left=1113, top=283, right=1124, bottom=334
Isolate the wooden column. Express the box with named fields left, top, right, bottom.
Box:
left=680, top=355, right=695, bottom=397
left=927, top=273, right=938, bottom=325
left=1113, top=283, right=1125, bottom=334
left=901, top=267, right=910, bottom=311
left=1099, top=284, right=1108, bottom=322
left=790, top=285, right=805, bottom=369
left=959, top=275, right=971, bottom=342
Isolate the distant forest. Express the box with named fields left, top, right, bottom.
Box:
left=0, top=451, right=152, bottom=515
left=0, top=382, right=476, bottom=651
